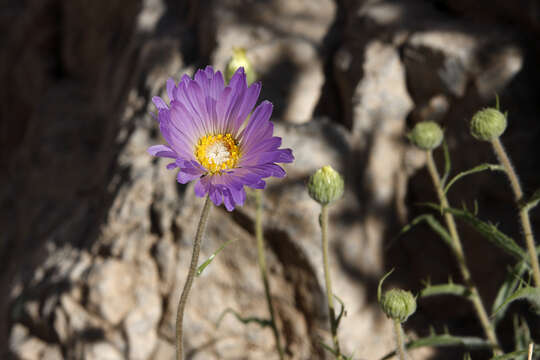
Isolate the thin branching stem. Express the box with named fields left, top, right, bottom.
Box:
left=255, top=190, right=285, bottom=360
left=393, top=320, right=407, bottom=360
left=321, top=204, right=343, bottom=359
left=491, top=138, right=540, bottom=287
left=425, top=151, right=500, bottom=354
left=176, top=195, right=212, bottom=360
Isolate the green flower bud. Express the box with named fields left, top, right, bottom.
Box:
left=307, top=165, right=344, bottom=205
left=470, top=108, right=507, bottom=141
left=408, top=121, right=444, bottom=150
left=380, top=289, right=417, bottom=323
left=225, top=47, right=257, bottom=84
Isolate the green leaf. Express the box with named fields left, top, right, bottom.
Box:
left=396, top=214, right=453, bottom=249
left=441, top=141, right=451, bottom=187
left=492, top=261, right=528, bottom=325
left=464, top=353, right=472, bottom=360
left=441, top=206, right=527, bottom=261
left=377, top=268, right=395, bottom=302
left=197, top=239, right=233, bottom=276
left=215, top=308, right=271, bottom=329
left=334, top=294, right=347, bottom=328
left=420, top=282, right=468, bottom=298
left=493, top=285, right=540, bottom=317
left=320, top=341, right=339, bottom=357
left=379, top=333, right=493, bottom=360
left=320, top=341, right=353, bottom=360
left=443, top=163, right=505, bottom=195
left=520, top=188, right=540, bottom=212
left=489, top=346, right=540, bottom=360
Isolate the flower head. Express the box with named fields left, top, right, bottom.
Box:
left=226, top=48, right=256, bottom=85
left=408, top=121, right=443, bottom=150
left=148, top=66, right=294, bottom=211
left=380, top=289, right=417, bottom=323
left=307, top=165, right=344, bottom=205
left=470, top=108, right=507, bottom=141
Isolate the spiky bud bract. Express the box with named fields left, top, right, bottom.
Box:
left=307, top=165, right=344, bottom=205
left=408, top=121, right=444, bottom=150
left=380, top=289, right=417, bottom=323
left=377, top=269, right=416, bottom=323
left=470, top=108, right=507, bottom=141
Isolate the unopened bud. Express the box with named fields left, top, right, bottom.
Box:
left=470, top=108, right=507, bottom=141
left=307, top=165, right=344, bottom=205
left=408, top=121, right=443, bottom=150
left=225, top=47, right=256, bottom=84
left=380, top=289, right=417, bottom=323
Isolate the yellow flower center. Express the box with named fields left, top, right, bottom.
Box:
left=195, top=133, right=240, bottom=174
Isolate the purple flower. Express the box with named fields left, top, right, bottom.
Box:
left=148, top=66, right=294, bottom=211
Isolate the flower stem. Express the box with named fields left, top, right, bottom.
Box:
left=320, top=204, right=342, bottom=359
left=393, top=320, right=407, bottom=360
left=255, top=190, right=285, bottom=360
left=491, top=138, right=540, bottom=287
left=425, top=150, right=500, bottom=354
left=176, top=195, right=212, bottom=360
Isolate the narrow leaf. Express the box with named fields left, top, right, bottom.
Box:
left=320, top=341, right=339, bottom=357
left=521, top=188, right=540, bottom=212
left=420, top=283, right=468, bottom=298
left=489, top=347, right=539, bottom=360
left=378, top=268, right=395, bottom=302
left=216, top=308, right=271, bottom=328
left=493, top=285, right=540, bottom=317
left=444, top=164, right=505, bottom=195
left=334, top=294, right=347, bottom=328
left=396, top=214, right=453, bottom=249
left=442, top=207, right=527, bottom=261
left=492, top=261, right=528, bottom=325
left=197, top=239, right=233, bottom=276
left=379, top=334, right=492, bottom=360
left=441, top=141, right=451, bottom=187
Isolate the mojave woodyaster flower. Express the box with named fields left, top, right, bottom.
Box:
left=148, top=66, right=294, bottom=211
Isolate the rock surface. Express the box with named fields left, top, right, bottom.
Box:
left=2, top=1, right=540, bottom=360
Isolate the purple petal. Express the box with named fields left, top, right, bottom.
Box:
left=194, top=179, right=207, bottom=197
left=176, top=160, right=205, bottom=184
left=230, top=82, right=261, bottom=135
left=169, top=103, right=201, bottom=145
left=208, top=184, right=223, bottom=206
left=159, top=109, right=196, bottom=160
left=147, top=144, right=176, bottom=158
left=152, top=96, right=168, bottom=111
left=239, top=137, right=282, bottom=164
left=239, top=101, right=273, bottom=150
left=166, top=79, right=176, bottom=103
left=223, top=188, right=235, bottom=211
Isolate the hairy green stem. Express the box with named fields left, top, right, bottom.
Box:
left=321, top=204, right=342, bottom=359
left=255, top=190, right=285, bottom=360
left=393, top=320, right=407, bottom=360
left=176, top=195, right=212, bottom=360
left=425, top=151, right=500, bottom=354
left=491, top=138, right=540, bottom=287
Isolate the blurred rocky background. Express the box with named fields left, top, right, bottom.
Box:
left=1, top=0, right=540, bottom=359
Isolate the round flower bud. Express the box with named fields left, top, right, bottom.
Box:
left=470, top=108, right=507, bottom=141
left=380, top=289, right=417, bottom=323
left=225, top=47, right=257, bottom=84
left=307, top=165, right=344, bottom=205
left=408, top=121, right=443, bottom=150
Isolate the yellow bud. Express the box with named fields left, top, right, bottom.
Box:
left=225, top=47, right=257, bottom=84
